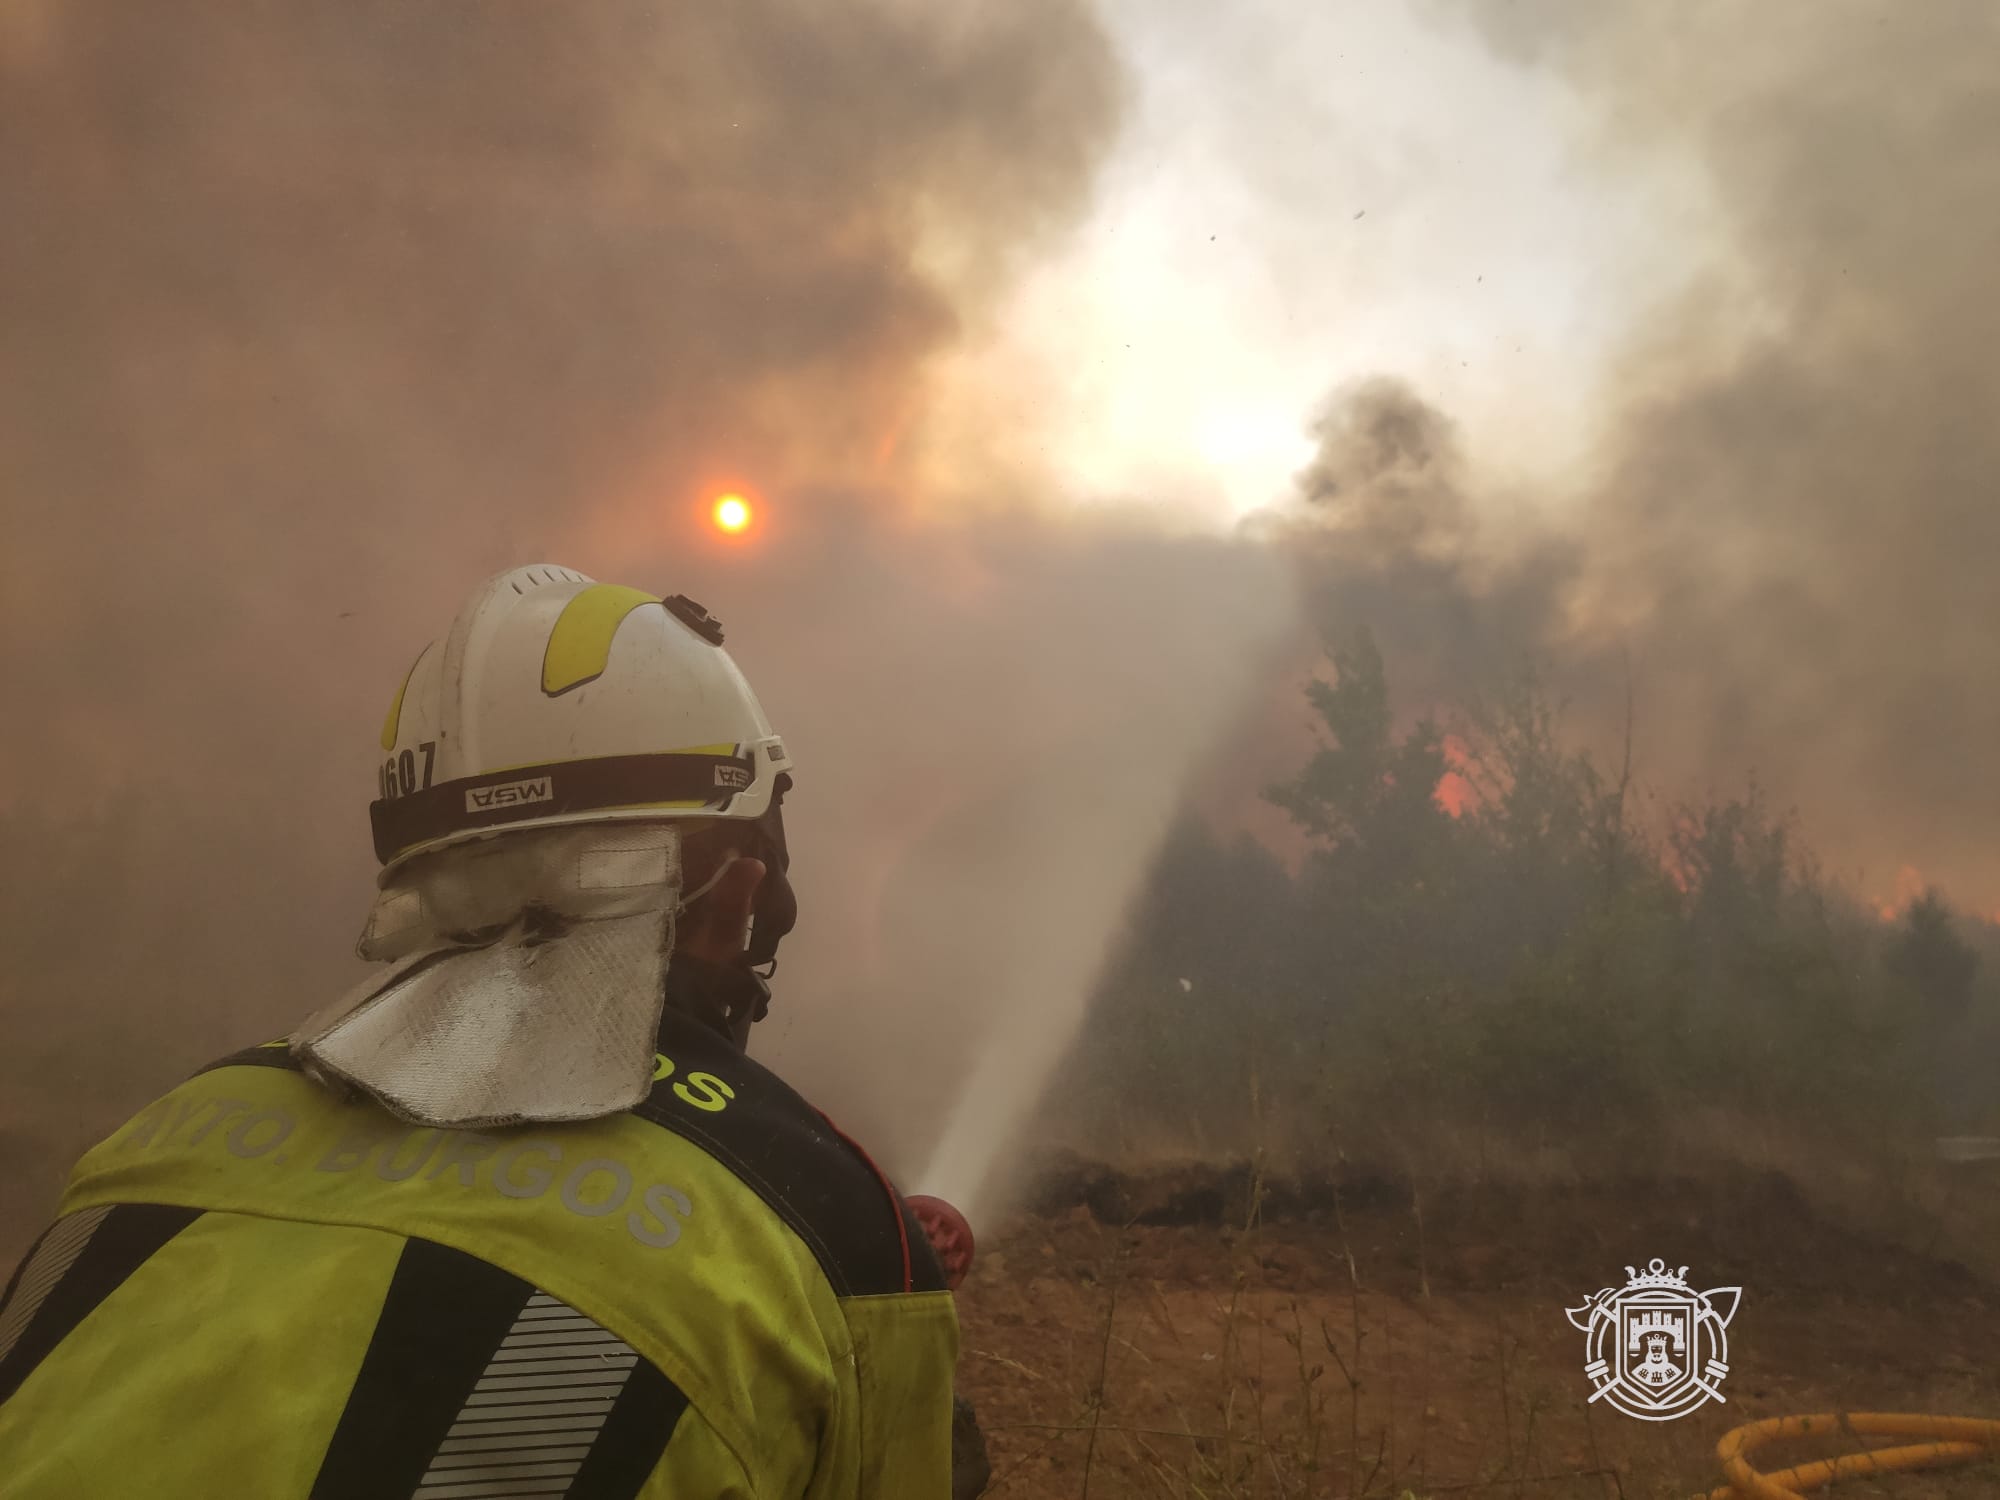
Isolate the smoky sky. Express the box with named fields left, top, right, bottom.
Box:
left=0, top=1, right=1307, bottom=1248
left=1273, top=1, right=2000, bottom=908
left=2, top=0, right=1123, bottom=796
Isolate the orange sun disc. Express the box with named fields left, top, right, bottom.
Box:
left=712, top=494, right=752, bottom=533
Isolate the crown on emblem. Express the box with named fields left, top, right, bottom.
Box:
left=1623, top=1258, right=1690, bottom=1290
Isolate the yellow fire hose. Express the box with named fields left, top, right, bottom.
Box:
left=1701, top=1412, right=2000, bottom=1498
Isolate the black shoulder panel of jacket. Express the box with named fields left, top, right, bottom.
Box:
left=195, top=1022, right=949, bottom=1300
left=633, top=1007, right=949, bottom=1298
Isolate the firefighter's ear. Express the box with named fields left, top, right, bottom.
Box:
left=679, top=857, right=766, bottom=963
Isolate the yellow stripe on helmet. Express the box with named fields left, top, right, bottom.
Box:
left=379, top=647, right=428, bottom=751
left=542, top=584, right=663, bottom=696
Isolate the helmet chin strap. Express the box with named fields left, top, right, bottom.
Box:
left=726, top=963, right=773, bottom=1036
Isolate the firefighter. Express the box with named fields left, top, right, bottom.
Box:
left=0, top=565, right=970, bottom=1498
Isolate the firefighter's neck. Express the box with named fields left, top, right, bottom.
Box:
left=662, top=950, right=760, bottom=1050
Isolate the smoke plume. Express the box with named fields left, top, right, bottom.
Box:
left=1276, top=2, right=2000, bottom=908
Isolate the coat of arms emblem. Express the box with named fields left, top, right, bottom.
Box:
left=1565, top=1259, right=1740, bottom=1421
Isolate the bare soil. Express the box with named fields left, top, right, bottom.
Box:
left=956, top=1159, right=2000, bottom=1499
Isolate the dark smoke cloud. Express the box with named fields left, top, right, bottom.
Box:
left=1276, top=2, right=2000, bottom=908
left=1246, top=378, right=1588, bottom=739
left=2, top=0, right=1121, bottom=796
left=0, top=4, right=1307, bottom=1251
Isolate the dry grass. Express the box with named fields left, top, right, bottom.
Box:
left=956, top=1163, right=2000, bottom=1500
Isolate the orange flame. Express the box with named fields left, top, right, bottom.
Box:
left=1877, top=863, right=1926, bottom=921
left=1433, top=733, right=1476, bottom=819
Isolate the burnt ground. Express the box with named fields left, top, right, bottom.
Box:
left=955, top=1159, right=2000, bottom=1499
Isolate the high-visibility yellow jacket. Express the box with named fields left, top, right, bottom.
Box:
left=0, top=1006, right=959, bottom=1498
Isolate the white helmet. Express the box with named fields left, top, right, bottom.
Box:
left=371, top=563, right=797, bottom=965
